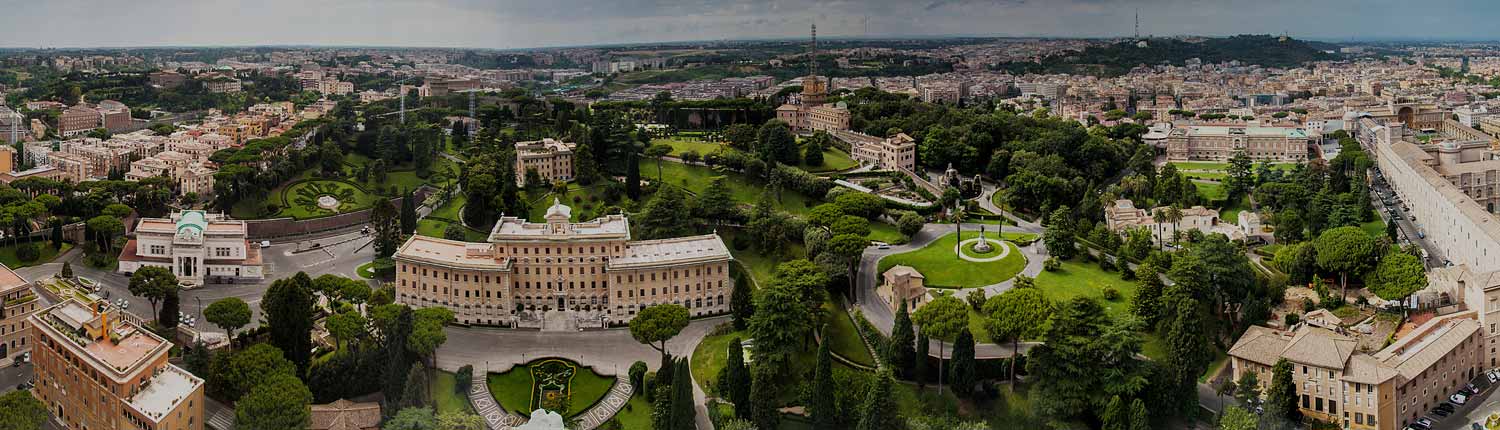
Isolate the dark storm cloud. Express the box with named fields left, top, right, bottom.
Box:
left=0, top=0, right=1497, bottom=48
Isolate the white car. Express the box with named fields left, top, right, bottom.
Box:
left=1487, top=371, right=1498, bottom=383
left=1451, top=393, right=1468, bottom=405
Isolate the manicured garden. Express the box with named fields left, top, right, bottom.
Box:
left=638, top=159, right=820, bottom=216
left=281, top=180, right=380, bottom=219
left=690, top=330, right=743, bottom=398
left=523, top=184, right=632, bottom=222
left=415, top=195, right=489, bottom=241
left=486, top=358, right=617, bottom=418
left=875, top=231, right=1031, bottom=289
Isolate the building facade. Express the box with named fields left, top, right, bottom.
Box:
left=393, top=200, right=734, bottom=326
left=836, top=130, right=917, bottom=173
left=514, top=138, right=575, bottom=187
left=117, top=211, right=263, bottom=286
left=1165, top=125, right=1311, bottom=162
left=1229, top=313, right=1484, bottom=430
left=0, top=264, right=37, bottom=362
left=30, top=299, right=205, bottom=430
left=59, top=105, right=102, bottom=137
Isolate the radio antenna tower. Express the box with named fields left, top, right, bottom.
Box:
left=468, top=90, right=477, bottom=137
left=810, top=23, right=818, bottom=78
left=1134, top=8, right=1140, bottom=39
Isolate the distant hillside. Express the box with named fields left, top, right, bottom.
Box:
left=998, top=35, right=1336, bottom=77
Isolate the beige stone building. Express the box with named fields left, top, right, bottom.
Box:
left=878, top=265, right=928, bottom=313
left=394, top=200, right=734, bottom=326
left=0, top=263, right=37, bottom=362
left=118, top=211, right=263, bottom=286
left=1165, top=125, right=1311, bottom=162
left=836, top=130, right=917, bottom=173
left=1103, top=200, right=1245, bottom=243
left=30, top=299, right=205, bottom=430
left=514, top=138, right=575, bottom=187
left=1229, top=312, right=1484, bottom=430
left=775, top=76, right=852, bottom=133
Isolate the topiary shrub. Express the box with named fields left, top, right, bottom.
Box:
left=15, top=242, right=40, bottom=263
left=1102, top=286, right=1120, bottom=301
left=1043, top=257, right=1061, bottom=272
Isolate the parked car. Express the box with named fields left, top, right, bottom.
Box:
left=1475, top=422, right=1486, bottom=430
left=1451, top=393, right=1468, bottom=405
left=1437, top=403, right=1455, bottom=412
left=260, top=240, right=272, bottom=248
left=1432, top=408, right=1451, bottom=417
left=1466, top=382, right=1479, bottom=394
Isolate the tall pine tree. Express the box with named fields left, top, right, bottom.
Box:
left=382, top=307, right=415, bottom=414
left=949, top=327, right=976, bottom=397
left=400, top=190, right=417, bottom=235
left=750, top=365, right=779, bottom=430
left=1265, top=358, right=1300, bottom=425
left=889, top=301, right=916, bottom=378
left=914, top=333, right=930, bottom=386
left=810, top=331, right=835, bottom=428
left=855, top=370, right=898, bottom=430
left=670, top=359, right=694, bottom=430
left=730, top=271, right=753, bottom=330
left=720, top=338, right=751, bottom=419
left=626, top=150, right=641, bottom=200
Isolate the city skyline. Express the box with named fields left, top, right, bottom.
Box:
left=8, top=0, right=1500, bottom=50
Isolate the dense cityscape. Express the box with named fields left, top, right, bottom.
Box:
left=8, top=2, right=1500, bottom=430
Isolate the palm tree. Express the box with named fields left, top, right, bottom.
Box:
left=1152, top=207, right=1166, bottom=250
left=1166, top=205, right=1185, bottom=245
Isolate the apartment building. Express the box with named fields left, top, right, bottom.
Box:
left=203, top=78, right=242, bottom=94
left=1229, top=312, right=1485, bottom=430
left=0, top=264, right=37, bottom=362
left=97, top=100, right=133, bottom=133
left=30, top=298, right=205, bottom=430
left=393, top=200, right=733, bottom=325
left=513, top=138, right=575, bottom=186
left=148, top=71, right=186, bottom=89
left=58, top=105, right=102, bottom=137
left=1165, top=125, right=1311, bottom=162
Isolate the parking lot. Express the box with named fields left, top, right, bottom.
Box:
left=1421, top=371, right=1496, bottom=430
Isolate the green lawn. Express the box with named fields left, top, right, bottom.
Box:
left=614, top=394, right=654, bottom=430
left=486, top=360, right=617, bottom=418
left=876, top=231, right=1029, bottom=289
left=1183, top=172, right=1228, bottom=181
left=638, top=159, right=819, bottom=216
left=430, top=194, right=467, bottom=220
left=720, top=229, right=805, bottom=287
left=0, top=242, right=71, bottom=269
left=1034, top=259, right=1136, bottom=321
left=655, top=137, right=725, bottom=157
left=434, top=371, right=475, bottom=414
left=356, top=261, right=377, bottom=279
left=416, top=219, right=489, bottom=242
left=1169, top=161, right=1297, bottom=171
left=690, top=330, right=743, bottom=397
left=1360, top=215, right=1387, bottom=238
left=867, top=221, right=905, bottom=244
left=1221, top=195, right=1251, bottom=224
left=823, top=302, right=877, bottom=367
left=1193, top=181, right=1227, bottom=202
left=801, top=147, right=858, bottom=173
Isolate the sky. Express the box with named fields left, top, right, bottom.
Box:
left=3, top=0, right=1499, bottom=49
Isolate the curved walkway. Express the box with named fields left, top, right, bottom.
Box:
left=468, top=371, right=527, bottom=430
left=576, top=375, right=635, bottom=430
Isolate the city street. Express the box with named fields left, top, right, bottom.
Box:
left=1429, top=373, right=1495, bottom=430
left=11, top=228, right=377, bottom=337
left=0, top=362, right=32, bottom=392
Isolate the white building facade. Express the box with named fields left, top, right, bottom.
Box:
left=118, top=211, right=263, bottom=286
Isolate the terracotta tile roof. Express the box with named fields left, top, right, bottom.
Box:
left=310, top=399, right=381, bottom=430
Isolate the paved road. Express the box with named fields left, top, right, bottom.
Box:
left=14, top=229, right=376, bottom=337
left=0, top=362, right=32, bottom=392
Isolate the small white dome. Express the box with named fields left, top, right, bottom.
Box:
left=545, top=198, right=571, bottom=219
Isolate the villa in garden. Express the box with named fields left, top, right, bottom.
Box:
left=514, top=138, right=576, bottom=187
left=118, top=210, right=264, bottom=286
left=1103, top=200, right=1248, bottom=243
left=392, top=199, right=734, bottom=326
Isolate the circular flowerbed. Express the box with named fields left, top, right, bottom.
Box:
left=877, top=231, right=1031, bottom=288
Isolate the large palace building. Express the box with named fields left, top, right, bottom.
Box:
left=393, top=200, right=734, bottom=326
left=1165, top=125, right=1311, bottom=162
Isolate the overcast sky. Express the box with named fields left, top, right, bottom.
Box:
left=2, top=0, right=1496, bottom=49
